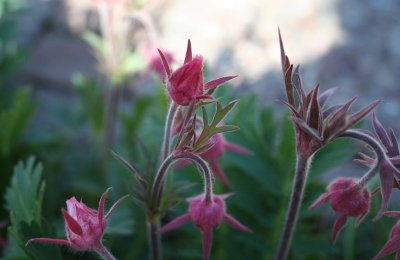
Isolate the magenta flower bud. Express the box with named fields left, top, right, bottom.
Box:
left=309, top=177, right=370, bottom=243
left=27, top=188, right=128, bottom=257
left=167, top=55, right=204, bottom=106
left=159, top=193, right=251, bottom=260
left=158, top=40, right=237, bottom=106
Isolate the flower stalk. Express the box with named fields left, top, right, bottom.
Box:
left=275, top=153, right=313, bottom=260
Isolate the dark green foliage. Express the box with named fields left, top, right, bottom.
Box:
left=0, top=88, right=35, bottom=157
left=4, top=157, right=62, bottom=259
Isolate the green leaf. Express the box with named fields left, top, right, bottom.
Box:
left=4, top=157, right=62, bottom=259
left=194, top=100, right=239, bottom=152
left=4, top=157, right=43, bottom=224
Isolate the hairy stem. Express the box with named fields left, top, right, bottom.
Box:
left=148, top=153, right=214, bottom=260
left=147, top=219, right=161, bottom=260
left=152, top=153, right=214, bottom=208
left=97, top=243, right=116, bottom=260
left=339, top=129, right=387, bottom=187
left=275, top=154, right=312, bottom=260
left=161, top=102, right=178, bottom=162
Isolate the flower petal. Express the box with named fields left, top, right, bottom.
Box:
left=383, top=211, right=400, bottom=218
left=224, top=142, right=253, bottom=155
left=204, top=76, right=237, bottom=90
left=372, top=235, right=400, bottom=260
left=210, top=159, right=231, bottom=187
left=158, top=213, right=191, bottom=234
left=374, top=162, right=395, bottom=220
left=373, top=113, right=392, bottom=152
left=223, top=214, right=252, bottom=233
left=184, top=39, right=192, bottom=64
left=309, top=192, right=331, bottom=210
left=98, top=188, right=111, bottom=229
left=157, top=49, right=171, bottom=78
left=62, top=209, right=83, bottom=236
left=26, top=238, right=71, bottom=247
left=202, top=229, right=213, bottom=260
left=332, top=214, right=347, bottom=244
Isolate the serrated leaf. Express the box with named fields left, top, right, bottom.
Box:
left=5, top=157, right=44, bottom=224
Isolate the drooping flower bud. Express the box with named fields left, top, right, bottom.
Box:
left=159, top=193, right=251, bottom=260
left=310, top=177, right=370, bottom=243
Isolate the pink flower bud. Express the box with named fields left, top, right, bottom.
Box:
left=310, top=177, right=370, bottom=243
left=27, top=189, right=128, bottom=255
left=63, top=197, right=105, bottom=250
left=167, top=55, right=204, bottom=106
left=158, top=40, right=237, bottom=106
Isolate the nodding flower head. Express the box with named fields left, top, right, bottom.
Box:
left=309, top=177, right=370, bottom=243
left=27, top=188, right=128, bottom=253
left=159, top=193, right=252, bottom=260
left=158, top=40, right=237, bottom=106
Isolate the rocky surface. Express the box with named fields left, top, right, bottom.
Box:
left=12, top=0, right=400, bottom=129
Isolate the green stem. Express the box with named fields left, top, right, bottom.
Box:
left=147, top=219, right=161, bottom=260
left=275, top=154, right=313, bottom=260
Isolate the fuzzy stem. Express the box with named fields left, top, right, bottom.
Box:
left=147, top=219, right=161, bottom=260
left=161, top=102, right=178, bottom=162
left=152, top=153, right=214, bottom=208
left=148, top=153, right=214, bottom=260
left=339, top=129, right=387, bottom=187
left=275, top=154, right=312, bottom=260
left=97, top=243, right=116, bottom=260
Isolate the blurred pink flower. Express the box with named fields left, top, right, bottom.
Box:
left=176, top=133, right=252, bottom=187
left=309, top=177, right=370, bottom=243
left=159, top=193, right=251, bottom=260
left=146, top=48, right=174, bottom=80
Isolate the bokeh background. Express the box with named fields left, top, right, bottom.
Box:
left=2, top=0, right=400, bottom=259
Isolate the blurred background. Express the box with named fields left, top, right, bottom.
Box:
left=1, top=0, right=400, bottom=259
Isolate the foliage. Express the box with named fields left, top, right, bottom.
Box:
left=4, top=157, right=62, bottom=259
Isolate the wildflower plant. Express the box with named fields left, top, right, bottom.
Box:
left=111, top=39, right=251, bottom=260
left=276, top=30, right=400, bottom=260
